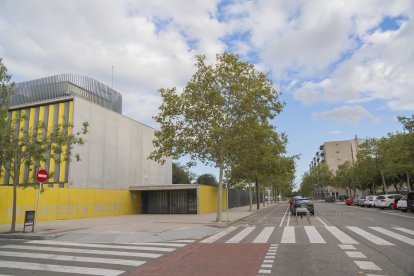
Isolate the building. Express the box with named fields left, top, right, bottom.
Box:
left=310, top=138, right=360, bottom=198
left=0, top=74, right=225, bottom=225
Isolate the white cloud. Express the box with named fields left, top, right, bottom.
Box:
left=329, top=130, right=341, bottom=135
left=313, top=105, right=380, bottom=127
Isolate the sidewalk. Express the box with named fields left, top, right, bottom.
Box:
left=0, top=202, right=279, bottom=243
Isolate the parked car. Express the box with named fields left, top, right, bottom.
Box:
left=345, top=197, right=354, bottom=206
left=397, top=196, right=407, bottom=212
left=407, top=192, right=414, bottom=213
left=357, top=196, right=367, bottom=206
left=375, top=194, right=402, bottom=209
left=338, top=195, right=347, bottom=201
left=391, top=196, right=403, bottom=209
left=291, top=198, right=315, bottom=215
left=353, top=196, right=360, bottom=205
left=325, top=196, right=336, bottom=202
left=365, top=195, right=378, bottom=208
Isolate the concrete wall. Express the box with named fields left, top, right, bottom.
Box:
left=198, top=185, right=227, bottom=214
left=70, top=97, right=172, bottom=189
left=0, top=186, right=141, bottom=225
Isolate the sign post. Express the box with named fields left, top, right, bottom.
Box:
left=35, top=169, right=48, bottom=231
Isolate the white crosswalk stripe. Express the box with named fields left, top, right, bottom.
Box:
left=0, top=240, right=190, bottom=276
left=346, top=226, right=394, bottom=245
left=200, top=226, right=238, bottom=243
left=304, top=226, right=326, bottom=243
left=253, top=227, right=275, bottom=243
left=370, top=227, right=414, bottom=246
left=226, top=226, right=255, bottom=243
left=393, top=227, right=414, bottom=236
left=281, top=226, right=295, bottom=243
left=325, top=226, right=358, bottom=244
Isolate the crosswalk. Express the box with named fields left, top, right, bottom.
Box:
left=0, top=239, right=195, bottom=275
left=200, top=225, right=414, bottom=246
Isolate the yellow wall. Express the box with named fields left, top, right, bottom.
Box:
left=0, top=186, right=141, bottom=225
left=198, top=184, right=227, bottom=214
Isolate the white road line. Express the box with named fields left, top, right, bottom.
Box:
left=370, top=227, right=414, bottom=246
left=382, top=212, right=414, bottom=219
left=226, top=226, right=255, bottom=243
left=286, top=211, right=291, bottom=226
left=1, top=245, right=161, bottom=258
left=345, top=251, right=367, bottom=258
left=27, top=240, right=175, bottom=252
left=170, top=240, right=195, bottom=243
left=304, top=226, right=326, bottom=244
left=0, top=260, right=124, bottom=276
left=259, top=269, right=271, bottom=273
left=325, top=226, right=358, bottom=244
left=316, top=217, right=328, bottom=227
left=346, top=227, right=393, bottom=245
left=339, top=244, right=356, bottom=250
left=261, top=264, right=272, bottom=268
left=279, top=206, right=289, bottom=227
left=353, top=261, right=382, bottom=271
left=199, top=226, right=238, bottom=243
left=281, top=226, right=295, bottom=243
left=118, top=242, right=188, bottom=247
left=263, top=260, right=274, bottom=263
left=393, top=227, right=414, bottom=236
left=253, top=227, right=275, bottom=243
left=0, top=251, right=145, bottom=266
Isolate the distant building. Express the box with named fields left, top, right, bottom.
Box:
left=310, top=138, right=361, bottom=198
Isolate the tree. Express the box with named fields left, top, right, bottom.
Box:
left=299, top=164, right=333, bottom=199
left=0, top=59, right=89, bottom=232
left=172, top=162, right=194, bottom=184
left=196, top=173, right=217, bottom=185
left=150, top=53, right=283, bottom=221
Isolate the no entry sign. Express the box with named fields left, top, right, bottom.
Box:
left=36, top=169, right=48, bottom=183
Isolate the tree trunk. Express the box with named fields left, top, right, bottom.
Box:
left=380, top=171, right=387, bottom=194
left=216, top=156, right=224, bottom=222
left=255, top=176, right=260, bottom=210
left=11, top=162, right=20, bottom=232
left=249, top=185, right=252, bottom=211
left=407, top=170, right=411, bottom=192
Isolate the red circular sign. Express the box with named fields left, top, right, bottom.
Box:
left=36, top=169, right=48, bottom=182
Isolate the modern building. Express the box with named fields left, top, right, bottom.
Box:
left=0, top=74, right=225, bottom=225
left=310, top=138, right=360, bottom=198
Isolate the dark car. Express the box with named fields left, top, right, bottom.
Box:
left=291, top=198, right=314, bottom=215
left=407, top=192, right=414, bottom=213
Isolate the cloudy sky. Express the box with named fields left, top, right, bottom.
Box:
left=1, top=0, right=413, bottom=188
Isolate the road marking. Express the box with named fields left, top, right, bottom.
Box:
left=253, top=227, right=274, bottom=243
left=346, top=227, right=393, bottom=245
left=199, top=226, right=238, bottom=243
left=281, top=226, right=295, bottom=243
left=0, top=251, right=145, bottom=266
left=0, top=260, right=124, bottom=276
left=345, top=251, right=367, bottom=258
left=27, top=240, right=176, bottom=252
left=339, top=244, right=355, bottom=250
left=354, top=261, right=382, bottom=270
left=259, top=269, right=271, bottom=274
left=382, top=212, right=414, bottom=219
left=279, top=206, right=289, bottom=227
left=261, top=264, right=272, bottom=268
left=263, top=260, right=274, bottom=263
left=226, top=226, right=255, bottom=243
left=118, top=242, right=188, bottom=247
left=304, top=226, right=326, bottom=243
left=370, top=227, right=414, bottom=246
left=1, top=245, right=161, bottom=258
left=265, top=256, right=275, bottom=259
left=325, top=226, right=358, bottom=244
left=170, top=239, right=195, bottom=243
left=316, top=217, right=328, bottom=227
left=393, top=227, right=414, bottom=236
left=287, top=211, right=291, bottom=226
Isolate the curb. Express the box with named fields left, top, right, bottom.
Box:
left=0, top=233, right=62, bottom=240
left=224, top=203, right=276, bottom=227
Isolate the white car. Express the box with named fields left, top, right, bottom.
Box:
left=375, top=194, right=402, bottom=209
left=365, top=195, right=377, bottom=208
left=397, top=196, right=407, bottom=212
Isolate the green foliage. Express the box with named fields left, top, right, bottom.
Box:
left=196, top=173, right=217, bottom=185
left=299, top=163, right=333, bottom=198
left=150, top=52, right=285, bottom=221
left=172, top=162, right=194, bottom=184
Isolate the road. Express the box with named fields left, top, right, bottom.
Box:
left=0, top=202, right=413, bottom=275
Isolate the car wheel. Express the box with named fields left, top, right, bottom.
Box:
left=389, top=204, right=393, bottom=209
left=401, top=209, right=407, bottom=212
left=380, top=207, right=384, bottom=210
left=311, top=212, right=314, bottom=215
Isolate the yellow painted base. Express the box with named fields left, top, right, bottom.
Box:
left=199, top=184, right=227, bottom=214
left=0, top=186, right=141, bottom=225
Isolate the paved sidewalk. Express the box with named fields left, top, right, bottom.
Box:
left=0, top=202, right=280, bottom=243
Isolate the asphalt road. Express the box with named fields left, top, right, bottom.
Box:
left=0, top=202, right=413, bottom=275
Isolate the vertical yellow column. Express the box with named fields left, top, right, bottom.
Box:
left=38, top=106, right=45, bottom=170
left=58, top=102, right=66, bottom=182
left=27, top=107, right=36, bottom=183
left=18, top=109, right=27, bottom=184
left=8, top=111, right=17, bottom=185
left=48, top=105, right=55, bottom=182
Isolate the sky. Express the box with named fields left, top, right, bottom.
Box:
left=1, top=0, right=413, bottom=189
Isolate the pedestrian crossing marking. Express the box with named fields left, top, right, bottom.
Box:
left=0, top=260, right=124, bottom=276
left=226, top=226, right=255, bottom=243
left=370, top=227, right=414, bottom=246
left=200, top=226, right=238, bottom=243
left=393, top=227, right=414, bottom=236
left=354, top=261, right=382, bottom=271
left=304, top=226, right=326, bottom=243
left=27, top=240, right=176, bottom=252
left=325, top=226, right=358, bottom=244
left=0, top=251, right=145, bottom=266
left=281, top=226, right=295, bottom=243
left=253, top=227, right=274, bottom=243
left=345, top=251, right=367, bottom=258
left=1, top=245, right=162, bottom=258
left=346, top=227, right=394, bottom=245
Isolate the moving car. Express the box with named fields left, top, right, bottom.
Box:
left=375, top=194, right=402, bottom=209
left=397, top=196, right=407, bottom=212
left=291, top=198, right=314, bottom=215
